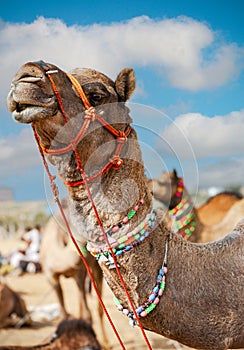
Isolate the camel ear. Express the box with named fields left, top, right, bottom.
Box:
left=173, top=169, right=178, bottom=178
left=115, top=68, right=136, bottom=101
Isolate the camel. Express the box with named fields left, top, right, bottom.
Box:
left=39, top=199, right=107, bottom=343
left=7, top=60, right=244, bottom=350
left=0, top=318, right=102, bottom=349
left=149, top=170, right=244, bottom=242
left=0, top=281, right=31, bottom=328
left=197, top=191, right=242, bottom=226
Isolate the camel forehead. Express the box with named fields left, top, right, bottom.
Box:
left=70, top=68, right=115, bottom=87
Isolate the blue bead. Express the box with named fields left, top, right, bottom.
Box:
left=116, top=250, right=123, bottom=256
left=136, top=306, right=144, bottom=314
left=140, top=235, right=145, bottom=241
left=157, top=274, right=162, bottom=280
left=153, top=286, right=159, bottom=294
left=159, top=268, right=164, bottom=276
left=125, top=246, right=131, bottom=251
left=149, top=294, right=155, bottom=301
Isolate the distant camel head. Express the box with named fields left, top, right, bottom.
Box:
left=7, top=61, right=136, bottom=172
left=150, top=169, right=180, bottom=209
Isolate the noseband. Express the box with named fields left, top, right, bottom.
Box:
left=32, top=60, right=131, bottom=186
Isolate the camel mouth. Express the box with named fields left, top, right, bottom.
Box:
left=12, top=105, right=43, bottom=123
left=9, top=96, right=58, bottom=123
left=16, top=102, right=34, bottom=113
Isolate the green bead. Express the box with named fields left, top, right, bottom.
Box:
left=118, top=243, right=125, bottom=249
left=160, top=281, right=165, bottom=290
left=145, top=303, right=156, bottom=314
left=114, top=297, right=121, bottom=306
left=134, top=234, right=140, bottom=240
left=128, top=209, right=136, bottom=219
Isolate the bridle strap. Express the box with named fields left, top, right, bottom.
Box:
left=67, top=72, right=91, bottom=109
left=60, top=125, right=131, bottom=186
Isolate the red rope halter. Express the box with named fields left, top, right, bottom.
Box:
left=35, top=61, right=131, bottom=187
left=31, top=60, right=153, bottom=349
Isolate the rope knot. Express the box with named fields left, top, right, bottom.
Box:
left=84, top=107, right=96, bottom=121
left=110, top=155, right=123, bottom=170
left=117, top=132, right=127, bottom=144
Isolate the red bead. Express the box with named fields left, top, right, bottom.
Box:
left=122, top=216, right=129, bottom=224
left=140, top=311, right=147, bottom=317
left=112, top=225, right=119, bottom=233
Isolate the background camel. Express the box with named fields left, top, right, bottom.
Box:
left=0, top=318, right=102, bottom=350
left=0, top=281, right=31, bottom=328
left=40, top=200, right=107, bottom=343
left=7, top=60, right=244, bottom=350
left=197, top=191, right=242, bottom=225
left=149, top=170, right=244, bottom=242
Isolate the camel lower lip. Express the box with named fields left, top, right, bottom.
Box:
left=12, top=110, right=32, bottom=123
left=12, top=106, right=51, bottom=123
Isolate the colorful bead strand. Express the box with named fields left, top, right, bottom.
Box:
left=169, top=179, right=196, bottom=239
left=95, top=198, right=145, bottom=242
left=114, top=239, right=168, bottom=326
left=90, top=211, right=157, bottom=267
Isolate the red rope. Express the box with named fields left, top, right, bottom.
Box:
left=32, top=125, right=126, bottom=350
left=32, top=67, right=153, bottom=350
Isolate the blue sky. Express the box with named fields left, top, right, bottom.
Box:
left=0, top=0, right=243, bottom=201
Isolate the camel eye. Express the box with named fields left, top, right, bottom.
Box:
left=90, top=93, right=103, bottom=103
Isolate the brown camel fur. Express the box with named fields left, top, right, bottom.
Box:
left=39, top=201, right=107, bottom=343
left=0, top=318, right=102, bottom=349
left=197, top=191, right=242, bottom=226
left=7, top=60, right=244, bottom=350
left=0, top=282, right=31, bottom=328
left=149, top=170, right=244, bottom=242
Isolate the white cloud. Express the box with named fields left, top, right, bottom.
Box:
left=0, top=128, right=41, bottom=178
left=199, top=157, right=244, bottom=188
left=1, top=15, right=243, bottom=109
left=160, top=110, right=244, bottom=159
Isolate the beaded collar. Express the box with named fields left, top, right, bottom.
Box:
left=87, top=202, right=169, bottom=324
left=90, top=210, right=156, bottom=268
left=95, top=198, right=145, bottom=243
left=114, top=238, right=168, bottom=326
left=169, top=179, right=196, bottom=239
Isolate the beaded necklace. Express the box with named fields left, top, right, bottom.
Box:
left=169, top=179, right=196, bottom=239
left=88, top=202, right=169, bottom=324
left=114, top=238, right=168, bottom=327
left=95, top=198, right=145, bottom=243
left=90, top=210, right=157, bottom=268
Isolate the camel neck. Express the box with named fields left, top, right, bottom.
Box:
left=59, top=128, right=153, bottom=245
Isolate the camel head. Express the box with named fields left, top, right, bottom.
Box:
left=7, top=61, right=136, bottom=165
left=150, top=169, right=181, bottom=209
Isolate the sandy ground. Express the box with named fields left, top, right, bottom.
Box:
left=0, top=236, right=195, bottom=350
